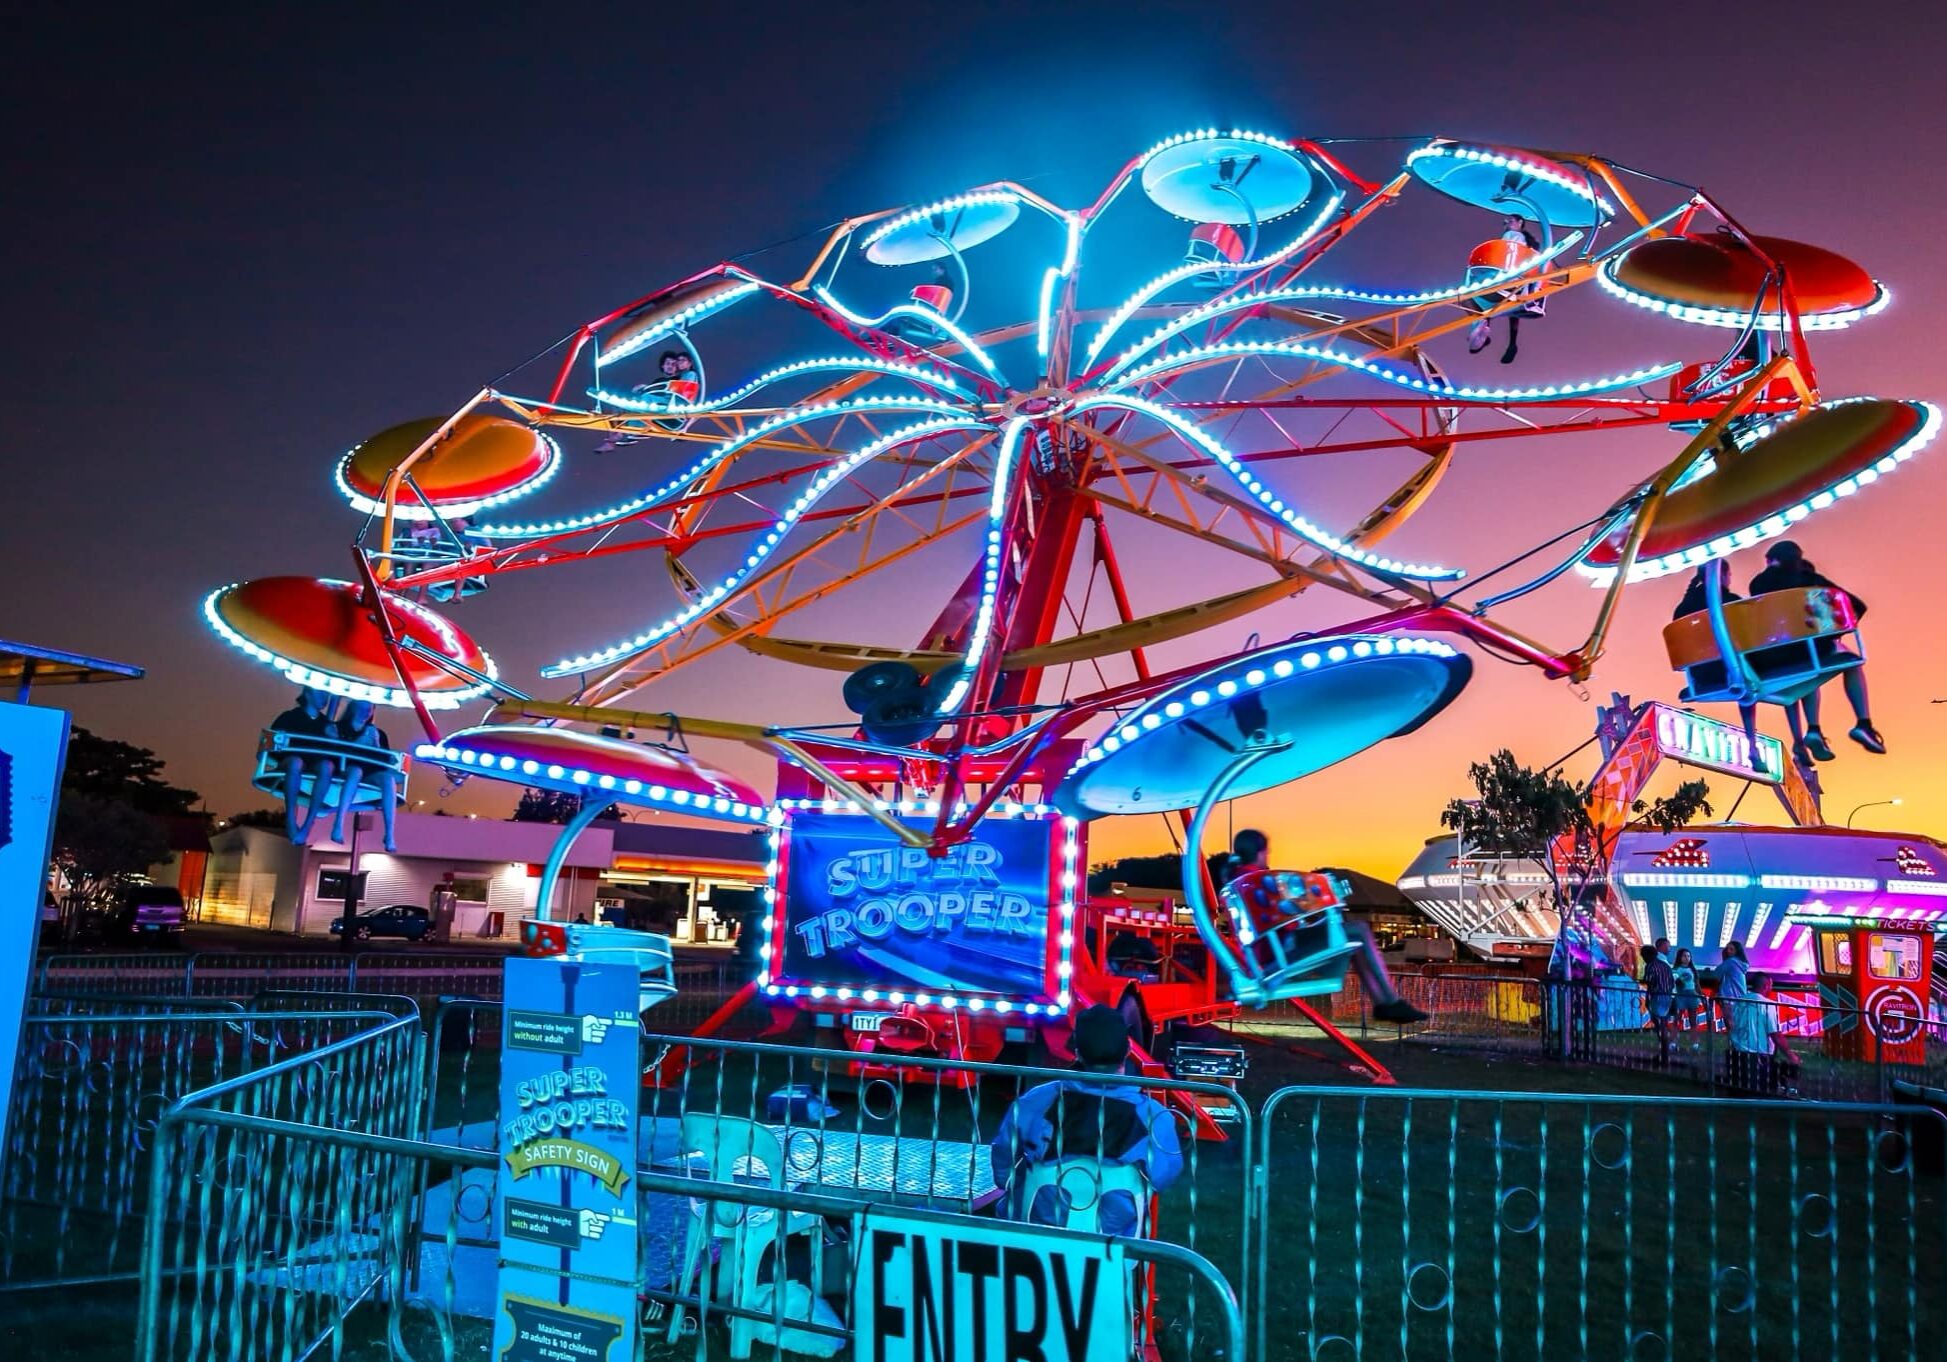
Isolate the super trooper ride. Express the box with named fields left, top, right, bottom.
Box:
left=206, top=126, right=1934, bottom=1031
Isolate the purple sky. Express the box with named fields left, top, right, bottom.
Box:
left=7, top=1, right=1943, bottom=876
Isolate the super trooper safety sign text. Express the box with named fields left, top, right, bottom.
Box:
left=493, top=956, right=642, bottom=1362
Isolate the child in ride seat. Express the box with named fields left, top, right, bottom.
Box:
left=1214, top=830, right=1428, bottom=1023
left=1468, top=215, right=1543, bottom=364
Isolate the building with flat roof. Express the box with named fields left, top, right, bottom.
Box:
left=196, top=810, right=768, bottom=941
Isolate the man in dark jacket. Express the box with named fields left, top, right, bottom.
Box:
left=1748, top=540, right=1883, bottom=755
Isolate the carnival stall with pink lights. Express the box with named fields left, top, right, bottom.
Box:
left=202, top=126, right=1938, bottom=1080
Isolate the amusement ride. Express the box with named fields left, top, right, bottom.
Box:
left=205, top=127, right=1939, bottom=1089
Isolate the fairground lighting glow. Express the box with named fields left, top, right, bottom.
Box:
left=1059, top=633, right=1462, bottom=782
left=1133, top=127, right=1301, bottom=171
left=1098, top=233, right=1582, bottom=379
left=587, top=356, right=972, bottom=414
left=473, top=396, right=972, bottom=540
left=1068, top=393, right=1462, bottom=579
left=861, top=191, right=1022, bottom=251
left=334, top=433, right=562, bottom=521
left=811, top=286, right=1002, bottom=380
left=410, top=735, right=775, bottom=824
left=1110, top=339, right=1679, bottom=404
left=1035, top=212, right=1083, bottom=361
left=595, top=280, right=762, bottom=367
left=542, top=417, right=984, bottom=676
left=201, top=584, right=498, bottom=710
left=934, top=416, right=1031, bottom=715
left=1595, top=257, right=1890, bottom=331
left=1577, top=398, right=1941, bottom=584
left=1082, top=190, right=1346, bottom=368
left=757, top=799, right=1081, bottom=1015
left=1405, top=142, right=1614, bottom=220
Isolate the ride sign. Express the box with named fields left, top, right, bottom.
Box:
left=1651, top=704, right=1784, bottom=783
left=853, top=1210, right=1129, bottom=1362
left=0, top=700, right=70, bottom=1185
left=493, top=955, right=642, bottom=1362
left=772, top=809, right=1064, bottom=1001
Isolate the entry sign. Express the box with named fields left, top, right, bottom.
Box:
left=493, top=956, right=642, bottom=1362
left=855, top=1211, right=1129, bottom=1362
left=0, top=700, right=70, bottom=1185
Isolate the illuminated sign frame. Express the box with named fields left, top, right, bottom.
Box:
left=760, top=800, right=1082, bottom=1017
left=1652, top=705, right=1783, bottom=784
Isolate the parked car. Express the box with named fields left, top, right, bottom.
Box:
left=328, top=903, right=432, bottom=942
left=111, top=885, right=187, bottom=944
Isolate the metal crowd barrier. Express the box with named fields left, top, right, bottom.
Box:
left=37, top=950, right=512, bottom=1003
left=1393, top=973, right=1946, bottom=1104
left=414, top=1005, right=1252, bottom=1338
left=1, top=1007, right=407, bottom=1292
left=135, top=1012, right=425, bottom=1362
left=1256, top=1086, right=1947, bottom=1362
left=132, top=1112, right=1244, bottom=1362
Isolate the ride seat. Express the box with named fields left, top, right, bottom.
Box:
left=253, top=728, right=405, bottom=810
left=908, top=282, right=954, bottom=313
left=1466, top=238, right=1538, bottom=311
left=1185, top=222, right=1247, bottom=287
left=1220, top=870, right=1362, bottom=1004
left=1664, top=586, right=1863, bottom=706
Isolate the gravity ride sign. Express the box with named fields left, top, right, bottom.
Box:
left=494, top=955, right=643, bottom=1362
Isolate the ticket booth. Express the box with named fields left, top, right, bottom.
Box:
left=1804, top=916, right=1934, bottom=1063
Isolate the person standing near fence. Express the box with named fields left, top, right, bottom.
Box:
left=1726, top=970, right=1801, bottom=1094
left=1671, top=947, right=1705, bottom=1043
left=1714, top=939, right=1750, bottom=1033
left=1640, top=943, right=1675, bottom=1066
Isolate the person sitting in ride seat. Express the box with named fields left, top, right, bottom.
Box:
left=989, top=1005, right=1182, bottom=1238
left=1673, top=559, right=1824, bottom=768
left=326, top=699, right=398, bottom=851
left=1214, top=830, right=1429, bottom=1023
left=269, top=686, right=338, bottom=844
left=1747, top=539, right=1883, bottom=756
left=1467, top=215, right=1543, bottom=364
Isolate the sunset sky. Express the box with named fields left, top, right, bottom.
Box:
left=8, top=2, right=1942, bottom=881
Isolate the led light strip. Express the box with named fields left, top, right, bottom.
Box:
left=935, top=417, right=1032, bottom=715
left=1061, top=634, right=1462, bottom=780
left=1887, top=880, right=1947, bottom=898
left=1082, top=191, right=1345, bottom=369
left=758, top=801, right=1079, bottom=1014
left=201, top=585, right=497, bottom=710
left=1761, top=874, right=1877, bottom=892
left=861, top=191, right=1022, bottom=250
left=1035, top=213, right=1083, bottom=361
left=542, top=417, right=986, bottom=676
left=1100, top=234, right=1582, bottom=379
left=1134, top=127, right=1299, bottom=169
left=411, top=738, right=775, bottom=824
left=1578, top=398, right=1941, bottom=584
left=473, top=396, right=971, bottom=539
left=1596, top=257, right=1890, bottom=332
left=588, top=356, right=972, bottom=415
left=595, top=281, right=762, bottom=368
left=1405, top=143, right=1614, bottom=218
left=1618, top=872, right=1751, bottom=888
left=1111, top=339, right=1678, bottom=403
left=1069, top=393, right=1462, bottom=579
left=335, top=433, right=562, bottom=521
left=811, top=285, right=1002, bottom=380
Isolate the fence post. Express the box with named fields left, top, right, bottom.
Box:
left=183, top=950, right=200, bottom=998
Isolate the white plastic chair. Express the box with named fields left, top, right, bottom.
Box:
left=1016, top=1156, right=1151, bottom=1236
left=665, top=1114, right=823, bottom=1358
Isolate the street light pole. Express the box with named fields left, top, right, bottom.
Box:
left=1845, top=798, right=1903, bottom=828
